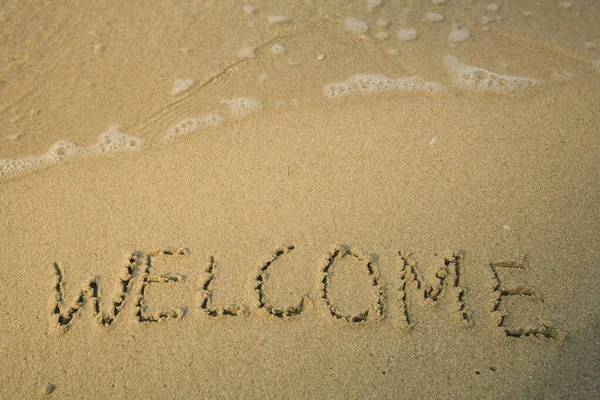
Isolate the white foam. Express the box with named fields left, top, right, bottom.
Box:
left=448, top=27, right=471, bottom=42
left=387, top=48, right=399, bottom=55
left=398, top=28, right=418, bottom=41
left=585, top=41, right=596, bottom=50
left=487, top=4, right=499, bottom=11
left=170, top=78, right=194, bottom=95
left=443, top=55, right=544, bottom=93
left=221, top=97, right=263, bottom=118
left=164, top=114, right=224, bottom=141
left=367, top=0, right=382, bottom=12
left=0, top=125, right=143, bottom=180
left=552, top=71, right=572, bottom=81
left=432, top=0, right=446, bottom=3
left=426, top=12, right=444, bottom=22
left=244, top=5, right=256, bottom=14
left=94, top=128, right=143, bottom=154
left=238, top=46, right=255, bottom=58
left=345, top=16, right=369, bottom=34
left=6, top=132, right=24, bottom=141
left=271, top=44, right=285, bottom=55
left=324, top=74, right=446, bottom=98
left=374, top=31, right=389, bottom=40
left=377, top=18, right=389, bottom=27
left=561, top=2, right=573, bottom=9
left=268, top=15, right=289, bottom=24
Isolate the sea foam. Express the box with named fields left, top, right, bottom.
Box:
left=367, top=0, right=382, bottom=13
left=221, top=97, right=263, bottom=118
left=271, top=44, right=285, bottom=55
left=0, top=125, right=143, bottom=180
left=448, top=27, right=471, bottom=42
left=171, top=79, right=194, bottom=95
left=345, top=16, right=369, bottom=34
left=444, top=55, right=543, bottom=93
left=268, top=15, right=289, bottom=24
left=164, top=114, right=224, bottom=141
left=398, top=28, right=418, bottom=41
left=324, top=74, right=446, bottom=98
left=426, top=12, right=444, bottom=22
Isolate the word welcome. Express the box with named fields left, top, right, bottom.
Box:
left=50, top=245, right=562, bottom=339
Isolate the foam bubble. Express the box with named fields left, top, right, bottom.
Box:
left=268, top=15, right=289, bottom=24
left=374, top=31, right=389, bottom=40
left=487, top=4, right=499, bottom=11
left=222, top=97, right=263, bottom=118
left=585, top=41, right=596, bottom=50
left=443, top=55, right=544, bottom=93
left=448, top=27, right=471, bottom=42
left=6, top=132, right=24, bottom=141
left=164, top=114, right=224, bottom=141
left=367, top=0, right=382, bottom=12
left=398, top=28, right=418, bottom=41
left=171, top=78, right=194, bottom=95
left=271, top=44, right=285, bottom=55
left=0, top=125, right=143, bottom=181
left=324, top=74, right=446, bottom=98
left=345, top=16, right=369, bottom=34
left=238, top=46, right=255, bottom=58
left=426, top=12, right=444, bottom=22
left=95, top=127, right=143, bottom=154
left=552, top=71, right=572, bottom=81
left=377, top=18, right=389, bottom=27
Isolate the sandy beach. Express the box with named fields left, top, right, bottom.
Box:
left=1, top=1, right=599, bottom=398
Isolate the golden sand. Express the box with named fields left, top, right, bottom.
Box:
left=1, top=1, right=599, bottom=398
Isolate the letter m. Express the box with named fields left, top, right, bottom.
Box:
left=398, top=251, right=472, bottom=327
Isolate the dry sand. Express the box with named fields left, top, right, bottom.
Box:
left=0, top=0, right=599, bottom=398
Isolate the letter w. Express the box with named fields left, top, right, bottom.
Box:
left=50, top=253, right=140, bottom=332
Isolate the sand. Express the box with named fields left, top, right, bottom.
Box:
left=1, top=0, right=599, bottom=398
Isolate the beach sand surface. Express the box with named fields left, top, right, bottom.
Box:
left=0, top=1, right=599, bottom=398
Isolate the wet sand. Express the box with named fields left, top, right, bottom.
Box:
left=1, top=1, right=599, bottom=398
